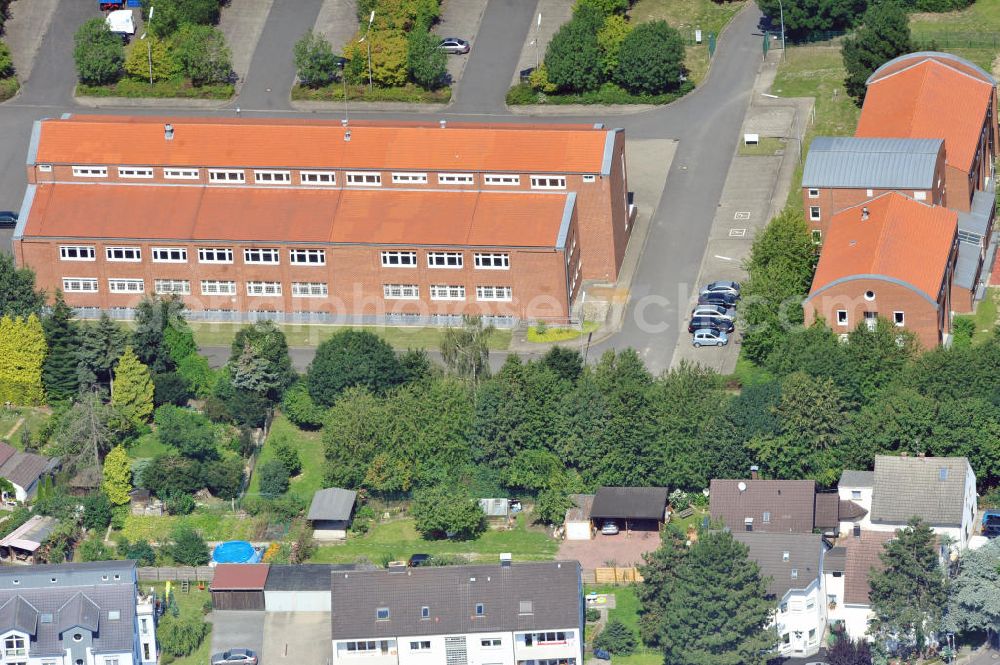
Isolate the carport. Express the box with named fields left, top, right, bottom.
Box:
left=210, top=564, right=269, bottom=610
left=264, top=564, right=344, bottom=612
left=590, top=487, right=669, bottom=533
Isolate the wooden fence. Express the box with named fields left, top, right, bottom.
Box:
left=137, top=566, right=215, bottom=582
left=582, top=567, right=643, bottom=585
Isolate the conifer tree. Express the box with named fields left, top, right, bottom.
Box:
left=111, top=346, right=154, bottom=426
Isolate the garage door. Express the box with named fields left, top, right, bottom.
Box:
left=265, top=590, right=331, bottom=612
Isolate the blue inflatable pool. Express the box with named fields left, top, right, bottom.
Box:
left=212, top=541, right=262, bottom=564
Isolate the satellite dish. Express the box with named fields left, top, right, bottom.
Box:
left=737, top=482, right=747, bottom=492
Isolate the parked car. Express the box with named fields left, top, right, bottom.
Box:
left=692, top=328, right=729, bottom=347
left=0, top=211, right=17, bottom=229
left=687, top=316, right=734, bottom=334
left=438, top=37, right=470, bottom=54
left=594, top=649, right=612, bottom=660
left=697, top=291, right=739, bottom=307
left=983, top=510, right=1000, bottom=538
left=408, top=553, right=432, bottom=567
left=691, top=303, right=735, bottom=321
left=600, top=520, right=619, bottom=535
left=211, top=649, right=257, bottom=665
left=701, top=280, right=741, bottom=297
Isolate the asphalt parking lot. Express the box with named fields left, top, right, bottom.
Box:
left=209, top=611, right=265, bottom=660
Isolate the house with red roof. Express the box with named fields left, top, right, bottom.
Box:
left=803, top=193, right=959, bottom=348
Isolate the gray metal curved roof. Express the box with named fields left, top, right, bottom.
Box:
left=802, top=137, right=942, bottom=189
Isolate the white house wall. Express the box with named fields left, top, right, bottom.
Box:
left=772, top=580, right=826, bottom=658
left=265, top=591, right=332, bottom=612
left=333, top=628, right=582, bottom=665
left=837, top=485, right=873, bottom=535
left=564, top=522, right=591, bottom=541
left=837, top=604, right=872, bottom=641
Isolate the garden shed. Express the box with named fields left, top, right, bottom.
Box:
left=307, top=488, right=357, bottom=541
left=264, top=564, right=344, bottom=612
left=210, top=563, right=269, bottom=610
left=564, top=494, right=595, bottom=540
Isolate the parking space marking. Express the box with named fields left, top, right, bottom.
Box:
left=734, top=211, right=751, bottom=220
left=714, top=255, right=734, bottom=261
left=729, top=228, right=747, bottom=237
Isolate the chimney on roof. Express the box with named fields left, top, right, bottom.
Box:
left=440, top=119, right=447, bottom=129
left=750, top=465, right=759, bottom=480
left=164, top=124, right=174, bottom=141
left=344, top=130, right=351, bottom=142
left=861, top=207, right=870, bottom=221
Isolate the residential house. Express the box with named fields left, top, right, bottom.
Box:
left=0, top=560, right=157, bottom=665
left=801, top=137, right=946, bottom=240
left=330, top=560, right=583, bottom=665
left=823, top=531, right=895, bottom=641
left=732, top=532, right=827, bottom=658
left=307, top=488, right=357, bottom=541
left=589, top=487, right=669, bottom=533
left=709, top=477, right=842, bottom=534
left=839, top=454, right=978, bottom=551
left=856, top=52, right=998, bottom=311
left=0, top=443, right=57, bottom=502
left=802, top=193, right=959, bottom=348
left=15, top=116, right=635, bottom=326
left=836, top=470, right=874, bottom=535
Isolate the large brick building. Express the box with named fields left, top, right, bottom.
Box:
left=13, top=116, right=633, bottom=325
left=803, top=193, right=958, bottom=349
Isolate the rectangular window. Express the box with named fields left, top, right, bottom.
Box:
left=200, top=280, right=237, bottom=295
left=530, top=175, right=566, bottom=189
left=154, top=279, right=191, bottom=295
left=811, top=229, right=822, bottom=244
left=246, top=281, right=282, bottom=296
left=427, top=251, right=463, bottom=268
left=782, top=551, right=790, bottom=561
left=809, top=206, right=821, bottom=221
left=437, top=173, right=474, bottom=185
left=421, top=606, right=430, bottom=619
left=164, top=169, right=199, bottom=180
left=253, top=170, right=291, bottom=184
left=808, top=629, right=816, bottom=641
left=198, top=247, right=234, bottom=264
left=4, top=635, right=25, bottom=656
left=106, top=246, right=142, bottom=262
left=376, top=607, right=390, bottom=620
left=118, top=166, right=154, bottom=179
left=291, top=282, right=328, bottom=297
left=72, top=166, right=108, bottom=178
left=244, top=248, right=280, bottom=265
left=476, top=285, right=512, bottom=301
left=108, top=279, right=145, bottom=293
left=851, top=490, right=862, bottom=500
left=582, top=174, right=596, bottom=183
left=152, top=247, right=188, bottom=263
left=474, top=253, right=510, bottom=270
left=300, top=171, right=336, bottom=185
left=391, top=173, right=428, bottom=184
left=913, top=191, right=927, bottom=201
left=346, top=171, right=382, bottom=185
left=866, top=188, right=873, bottom=197
left=208, top=169, right=246, bottom=183
left=62, top=278, right=98, bottom=293
left=836, top=310, right=848, bottom=326
left=806, top=598, right=815, bottom=610
left=381, top=251, right=417, bottom=267
left=289, top=249, right=326, bottom=265
left=894, top=311, right=905, bottom=326
left=481, top=639, right=502, bottom=647
left=59, top=245, right=96, bottom=261
left=475, top=603, right=485, bottom=616
left=38, top=165, right=52, bottom=173
left=429, top=285, right=466, bottom=300
left=484, top=174, right=520, bottom=186
left=409, top=641, right=431, bottom=651
left=346, top=641, right=379, bottom=653
left=791, top=569, right=798, bottom=579
left=807, top=188, right=819, bottom=198
left=383, top=284, right=419, bottom=300
left=958, top=229, right=983, bottom=245
left=105, top=658, right=119, bottom=665
left=762, top=511, right=771, bottom=523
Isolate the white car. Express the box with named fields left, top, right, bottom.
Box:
left=692, top=328, right=729, bottom=347
left=600, top=520, right=619, bottom=535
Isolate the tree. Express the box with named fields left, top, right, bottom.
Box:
left=141, top=454, right=204, bottom=497
left=154, top=405, right=218, bottom=461
left=593, top=619, right=637, bottom=655
left=636, top=527, right=689, bottom=646
left=173, top=24, right=232, bottom=85
left=133, top=296, right=185, bottom=374
left=42, top=291, right=80, bottom=402
left=541, top=346, right=584, bottom=382
left=828, top=636, right=874, bottom=665
left=111, top=347, right=154, bottom=426
left=156, top=613, right=209, bottom=656
left=756, top=0, right=868, bottom=40
left=842, top=0, right=911, bottom=104
left=167, top=526, right=209, bottom=566
left=273, top=439, right=302, bottom=476
left=124, top=35, right=178, bottom=81
left=73, top=17, right=124, bottom=85
left=0, top=41, right=13, bottom=79
left=0, top=255, right=42, bottom=318
left=281, top=383, right=326, bottom=429
left=164, top=492, right=195, bottom=515
left=50, top=392, right=119, bottom=472
left=575, top=0, right=629, bottom=15
left=153, top=371, right=192, bottom=407
left=307, top=330, right=404, bottom=406
left=944, top=539, right=1000, bottom=645
left=82, top=492, right=113, bottom=530
left=0, top=315, right=47, bottom=405
left=406, top=29, right=447, bottom=90
left=258, top=459, right=289, bottom=498
left=101, top=445, right=132, bottom=506
left=77, top=537, right=114, bottom=562
left=119, top=539, right=156, bottom=566
left=544, top=17, right=602, bottom=92
left=614, top=21, right=685, bottom=95
left=203, top=456, right=244, bottom=500
left=77, top=315, right=128, bottom=393
left=342, top=29, right=408, bottom=87
left=228, top=322, right=295, bottom=400
left=142, top=0, right=221, bottom=38
left=869, top=517, right=948, bottom=654
left=176, top=353, right=217, bottom=398
left=646, top=530, right=777, bottom=665
left=294, top=30, right=339, bottom=88
left=597, top=14, right=632, bottom=77
left=440, top=316, right=495, bottom=387
left=410, top=484, right=485, bottom=539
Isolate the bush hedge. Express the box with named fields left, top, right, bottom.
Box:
left=77, top=77, right=233, bottom=99
left=507, top=80, right=693, bottom=106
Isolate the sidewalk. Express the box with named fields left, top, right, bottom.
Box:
left=669, top=49, right=813, bottom=373
left=509, top=0, right=572, bottom=86
left=313, top=0, right=358, bottom=53
left=1, top=0, right=59, bottom=85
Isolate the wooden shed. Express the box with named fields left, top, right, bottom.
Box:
left=210, top=563, right=269, bottom=610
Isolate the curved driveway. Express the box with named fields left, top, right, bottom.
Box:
left=0, top=0, right=764, bottom=372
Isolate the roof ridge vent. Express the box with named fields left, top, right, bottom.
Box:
left=440, top=119, right=447, bottom=129
left=164, top=124, right=174, bottom=141
left=861, top=207, right=869, bottom=221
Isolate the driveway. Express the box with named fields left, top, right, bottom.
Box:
left=262, top=612, right=331, bottom=665
left=557, top=530, right=661, bottom=569
left=433, top=0, right=488, bottom=94
left=209, top=611, right=265, bottom=659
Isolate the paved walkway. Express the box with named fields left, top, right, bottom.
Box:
left=510, top=0, right=572, bottom=86
left=434, top=0, right=488, bottom=93
left=1, top=0, right=59, bottom=84
left=218, top=0, right=274, bottom=93
left=313, top=0, right=358, bottom=53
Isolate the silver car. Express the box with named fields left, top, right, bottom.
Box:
left=600, top=520, right=619, bottom=535
left=211, top=649, right=257, bottom=665
left=691, top=303, right=736, bottom=321
left=692, top=328, right=729, bottom=348
left=438, top=37, right=470, bottom=54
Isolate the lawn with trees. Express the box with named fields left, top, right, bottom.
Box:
left=73, top=0, right=234, bottom=99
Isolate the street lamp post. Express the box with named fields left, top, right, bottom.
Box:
left=358, top=10, right=375, bottom=92
left=777, top=0, right=786, bottom=58
left=140, top=6, right=155, bottom=85
left=534, top=13, right=541, bottom=69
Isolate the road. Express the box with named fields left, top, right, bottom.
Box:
left=0, top=0, right=765, bottom=373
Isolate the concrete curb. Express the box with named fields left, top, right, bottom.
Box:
left=73, top=95, right=233, bottom=109
left=507, top=103, right=656, bottom=116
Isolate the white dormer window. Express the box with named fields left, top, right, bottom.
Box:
left=421, top=606, right=429, bottom=619
left=791, top=569, right=798, bottom=579
left=782, top=551, right=789, bottom=562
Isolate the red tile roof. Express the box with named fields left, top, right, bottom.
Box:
left=210, top=564, right=270, bottom=591
left=22, top=184, right=570, bottom=248
left=842, top=531, right=895, bottom=605
left=856, top=58, right=994, bottom=172
left=809, top=193, right=957, bottom=302
left=34, top=116, right=612, bottom=173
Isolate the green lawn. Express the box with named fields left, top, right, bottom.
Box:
left=122, top=510, right=261, bottom=544
left=738, top=137, right=787, bottom=156
left=772, top=46, right=861, bottom=139
left=188, top=322, right=512, bottom=351
left=149, top=582, right=212, bottom=665
left=910, top=6, right=1000, bottom=70
left=972, top=287, right=999, bottom=345
left=585, top=583, right=662, bottom=664
left=0, top=407, right=51, bottom=445
left=527, top=321, right=599, bottom=343
left=729, top=355, right=775, bottom=388
left=128, top=432, right=171, bottom=460
left=246, top=413, right=326, bottom=502
left=309, top=514, right=558, bottom=565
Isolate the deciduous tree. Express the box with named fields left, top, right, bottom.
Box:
left=166, top=525, right=209, bottom=566
left=944, top=537, right=1000, bottom=643
left=294, top=30, right=339, bottom=88
left=0, top=254, right=44, bottom=318
left=614, top=21, right=685, bottom=95
left=156, top=613, right=209, bottom=656
left=142, top=0, right=220, bottom=38
left=596, top=14, right=631, bottom=77
left=343, top=29, right=408, bottom=87
left=406, top=29, right=447, bottom=90
left=73, top=18, right=124, bottom=85
left=124, top=35, right=178, bottom=81
left=544, top=17, right=602, bottom=92
left=173, top=24, right=232, bottom=85
left=441, top=316, right=495, bottom=387
left=308, top=330, right=404, bottom=406
left=111, top=347, right=154, bottom=426
left=258, top=459, right=289, bottom=498
left=82, top=492, right=113, bottom=530
left=154, top=405, right=218, bottom=461
left=0, top=314, right=47, bottom=405
left=410, top=484, right=485, bottom=539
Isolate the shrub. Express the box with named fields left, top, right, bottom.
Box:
left=167, top=526, right=209, bottom=565
left=410, top=485, right=485, bottom=539
left=0, top=41, right=13, bottom=79
left=574, top=0, right=628, bottom=15
left=506, top=82, right=539, bottom=105
left=119, top=538, right=156, bottom=565
left=545, top=17, right=602, bottom=93
left=82, top=492, right=113, bottom=531
left=156, top=613, right=209, bottom=656
left=154, top=404, right=218, bottom=461
left=124, top=35, right=179, bottom=82
left=142, top=454, right=204, bottom=498
left=406, top=29, right=447, bottom=90
left=528, top=63, right=557, bottom=93
left=78, top=537, right=115, bottom=562
left=153, top=371, right=192, bottom=407
left=258, top=459, right=290, bottom=498
left=142, top=0, right=221, bottom=38
left=597, top=14, right=631, bottom=77
left=172, top=24, right=232, bottom=86
left=614, top=21, right=685, bottom=95
left=294, top=30, right=339, bottom=88
left=952, top=316, right=976, bottom=348
left=164, top=492, right=195, bottom=515
left=176, top=353, right=217, bottom=398
left=273, top=439, right=303, bottom=476
left=74, top=18, right=124, bottom=85
left=307, top=330, right=404, bottom=406
left=203, top=456, right=244, bottom=500
left=594, top=619, right=637, bottom=655
left=586, top=608, right=601, bottom=622
left=281, top=383, right=325, bottom=429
